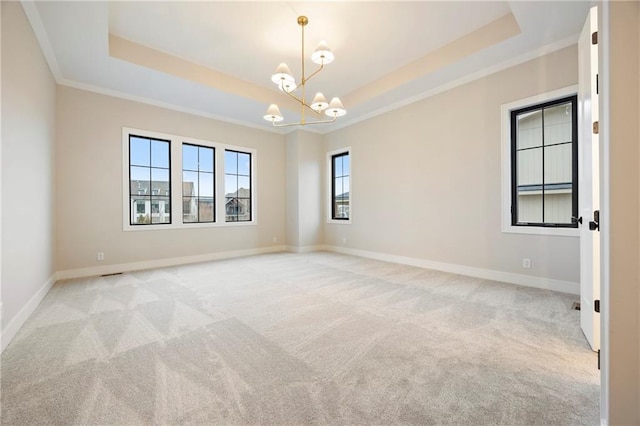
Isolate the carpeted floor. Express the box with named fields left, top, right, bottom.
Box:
left=1, top=251, right=599, bottom=425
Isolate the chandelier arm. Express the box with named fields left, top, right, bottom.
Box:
left=301, top=63, right=325, bottom=85
left=282, top=88, right=323, bottom=115
left=270, top=115, right=337, bottom=128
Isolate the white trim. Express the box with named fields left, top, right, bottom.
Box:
left=598, top=3, right=610, bottom=424
left=57, top=245, right=286, bottom=280
left=324, top=245, right=579, bottom=295
left=500, top=85, right=580, bottom=238
left=326, top=147, right=352, bottom=224
left=0, top=0, right=3, bottom=352
left=122, top=127, right=257, bottom=231
left=20, top=1, right=63, bottom=81
left=286, top=245, right=328, bottom=254
left=61, top=79, right=284, bottom=135
left=1, top=274, right=57, bottom=353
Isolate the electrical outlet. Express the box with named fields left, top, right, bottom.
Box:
left=97, top=252, right=105, bottom=261
left=272, top=236, right=278, bottom=243
left=342, top=237, right=347, bottom=244
left=522, top=258, right=531, bottom=269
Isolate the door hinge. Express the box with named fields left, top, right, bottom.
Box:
left=597, top=349, right=600, bottom=370
left=594, top=299, right=600, bottom=313
left=592, top=31, right=598, bottom=45
left=593, top=121, right=599, bottom=134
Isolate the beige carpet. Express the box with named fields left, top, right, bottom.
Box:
left=1, top=251, right=599, bottom=425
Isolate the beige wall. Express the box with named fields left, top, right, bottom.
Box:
left=324, top=46, right=580, bottom=284
left=1, top=2, right=57, bottom=331
left=285, top=132, right=300, bottom=246
left=285, top=130, right=324, bottom=249
left=607, top=2, right=640, bottom=424
left=55, top=86, right=285, bottom=272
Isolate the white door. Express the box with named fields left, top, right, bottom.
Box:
left=578, top=6, right=600, bottom=352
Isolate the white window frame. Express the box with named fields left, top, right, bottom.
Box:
left=500, top=86, right=579, bottom=237
left=122, top=127, right=257, bottom=231
left=326, top=147, right=352, bottom=224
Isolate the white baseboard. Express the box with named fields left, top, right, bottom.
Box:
left=286, top=245, right=328, bottom=254
left=56, top=245, right=287, bottom=280
left=1, top=273, right=57, bottom=353
left=324, top=245, right=579, bottom=295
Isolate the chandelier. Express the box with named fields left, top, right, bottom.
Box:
left=263, top=16, right=346, bottom=127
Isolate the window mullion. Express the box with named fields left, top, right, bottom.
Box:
left=541, top=106, right=546, bottom=223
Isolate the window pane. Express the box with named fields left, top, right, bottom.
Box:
left=517, top=147, right=542, bottom=187
left=334, top=200, right=349, bottom=219
left=334, top=156, right=343, bottom=177
left=198, top=198, right=214, bottom=222
left=334, top=177, right=344, bottom=197
left=131, top=196, right=150, bottom=224
left=342, top=155, right=350, bottom=175
left=238, top=199, right=251, bottom=221
left=183, top=144, right=198, bottom=171
left=199, top=172, right=214, bottom=197
left=225, top=174, right=238, bottom=195
left=544, top=192, right=573, bottom=224
left=151, top=140, right=169, bottom=168
left=130, top=137, right=150, bottom=166
left=130, top=166, right=150, bottom=183
left=225, top=151, right=237, bottom=174
left=544, top=102, right=572, bottom=145
left=226, top=196, right=237, bottom=221
left=517, top=193, right=542, bottom=223
left=183, top=171, right=198, bottom=196
left=517, top=110, right=542, bottom=149
left=183, top=196, right=197, bottom=223
left=151, top=196, right=170, bottom=224
left=238, top=176, right=250, bottom=194
left=130, top=167, right=150, bottom=195
left=238, top=153, right=250, bottom=175
left=343, top=176, right=350, bottom=194
left=151, top=168, right=170, bottom=194
left=199, top=147, right=214, bottom=172
left=544, top=143, right=572, bottom=184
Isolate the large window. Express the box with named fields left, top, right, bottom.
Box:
left=510, top=95, right=578, bottom=228
left=224, top=150, right=252, bottom=222
left=182, top=144, right=215, bottom=223
left=331, top=151, right=350, bottom=220
left=129, top=135, right=171, bottom=225
left=122, top=128, right=255, bottom=230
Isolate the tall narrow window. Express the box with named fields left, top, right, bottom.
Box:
left=182, top=144, right=215, bottom=223
left=129, top=135, right=171, bottom=225
left=224, top=150, right=252, bottom=222
left=332, top=152, right=350, bottom=220
left=511, top=95, right=578, bottom=227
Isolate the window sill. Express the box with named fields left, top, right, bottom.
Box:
left=327, top=219, right=351, bottom=225
left=502, top=225, right=579, bottom=237
left=123, top=220, right=257, bottom=232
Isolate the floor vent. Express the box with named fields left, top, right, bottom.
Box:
left=571, top=302, right=581, bottom=311
left=101, top=272, right=123, bottom=277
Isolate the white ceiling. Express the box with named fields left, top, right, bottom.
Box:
left=23, top=1, right=593, bottom=134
